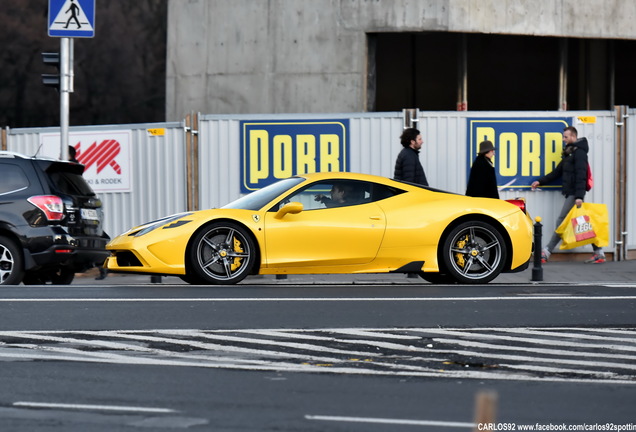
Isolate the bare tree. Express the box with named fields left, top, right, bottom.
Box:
left=0, top=0, right=167, bottom=128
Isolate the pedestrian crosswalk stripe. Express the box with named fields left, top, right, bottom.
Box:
left=0, top=327, right=634, bottom=385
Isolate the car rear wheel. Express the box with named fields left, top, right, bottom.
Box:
left=50, top=267, right=75, bottom=285
left=0, top=236, right=24, bottom=285
left=441, top=221, right=506, bottom=284
left=22, top=268, right=75, bottom=285
left=189, top=222, right=256, bottom=284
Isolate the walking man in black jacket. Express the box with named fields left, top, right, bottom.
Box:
left=394, top=128, right=429, bottom=186
left=531, top=126, right=605, bottom=264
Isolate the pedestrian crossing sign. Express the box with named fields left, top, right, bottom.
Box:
left=48, top=0, right=95, bottom=38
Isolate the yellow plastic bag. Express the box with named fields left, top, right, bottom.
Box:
left=555, top=202, right=609, bottom=250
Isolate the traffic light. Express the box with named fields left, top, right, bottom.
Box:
left=41, top=52, right=60, bottom=90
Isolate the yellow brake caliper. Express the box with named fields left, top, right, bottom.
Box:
left=455, top=235, right=469, bottom=268
left=231, top=236, right=244, bottom=271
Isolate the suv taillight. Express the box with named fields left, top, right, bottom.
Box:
left=27, top=195, right=65, bottom=221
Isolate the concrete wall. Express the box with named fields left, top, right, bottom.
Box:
left=166, top=0, right=636, bottom=120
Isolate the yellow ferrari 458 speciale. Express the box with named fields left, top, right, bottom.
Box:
left=105, top=172, right=533, bottom=284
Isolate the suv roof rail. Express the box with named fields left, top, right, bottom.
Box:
left=0, top=150, right=66, bottom=162
left=0, top=151, right=27, bottom=159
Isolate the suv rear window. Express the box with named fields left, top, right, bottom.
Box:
left=0, top=164, right=30, bottom=195
left=49, top=171, right=95, bottom=196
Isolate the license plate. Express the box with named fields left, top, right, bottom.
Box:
left=81, top=208, right=99, bottom=220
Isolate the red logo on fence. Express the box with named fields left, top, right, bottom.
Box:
left=74, top=140, right=122, bottom=174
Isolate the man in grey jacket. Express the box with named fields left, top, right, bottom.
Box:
left=531, top=126, right=605, bottom=264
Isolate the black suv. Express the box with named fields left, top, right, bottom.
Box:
left=0, top=152, right=109, bottom=285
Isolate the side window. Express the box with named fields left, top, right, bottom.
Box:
left=0, top=164, right=30, bottom=195
left=368, top=183, right=405, bottom=202
left=278, top=180, right=371, bottom=211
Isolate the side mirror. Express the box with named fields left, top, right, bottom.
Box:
left=274, top=201, right=303, bottom=219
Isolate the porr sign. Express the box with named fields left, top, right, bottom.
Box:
left=467, top=118, right=572, bottom=190
left=240, top=120, right=349, bottom=192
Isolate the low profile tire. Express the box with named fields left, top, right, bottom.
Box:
left=188, top=222, right=256, bottom=285
left=0, top=236, right=25, bottom=285
left=50, top=267, right=75, bottom=285
left=418, top=272, right=456, bottom=284
left=22, top=272, right=46, bottom=285
left=179, top=272, right=207, bottom=285
left=441, top=221, right=506, bottom=284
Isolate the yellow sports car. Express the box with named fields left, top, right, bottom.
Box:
left=105, top=172, right=533, bottom=284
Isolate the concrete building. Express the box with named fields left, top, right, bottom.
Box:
left=166, top=0, right=636, bottom=120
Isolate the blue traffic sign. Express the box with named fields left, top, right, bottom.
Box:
left=48, top=0, right=95, bottom=38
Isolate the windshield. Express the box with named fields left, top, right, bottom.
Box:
left=222, top=177, right=306, bottom=210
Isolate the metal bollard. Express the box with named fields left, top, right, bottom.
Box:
left=531, top=216, right=543, bottom=282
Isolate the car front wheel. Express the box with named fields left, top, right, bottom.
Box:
left=188, top=222, right=256, bottom=284
left=418, top=272, right=456, bottom=284
left=441, top=221, right=506, bottom=284
left=0, top=236, right=24, bottom=285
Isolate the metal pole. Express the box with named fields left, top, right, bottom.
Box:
left=60, top=37, right=70, bottom=161
left=531, top=217, right=543, bottom=281
left=69, top=38, right=74, bottom=93
left=558, top=39, right=568, bottom=111
left=614, top=106, right=628, bottom=261
left=457, top=34, right=467, bottom=111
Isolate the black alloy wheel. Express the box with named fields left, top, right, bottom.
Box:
left=441, top=221, right=506, bottom=284
left=0, top=236, right=24, bottom=285
left=50, top=267, right=75, bottom=285
left=189, top=222, right=256, bottom=284
left=419, top=272, right=456, bottom=284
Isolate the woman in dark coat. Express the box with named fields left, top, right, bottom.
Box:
left=466, top=140, right=499, bottom=199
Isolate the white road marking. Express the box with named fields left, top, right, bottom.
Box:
left=13, top=401, right=175, bottom=413
left=430, top=338, right=636, bottom=370
left=179, top=329, right=427, bottom=353
left=3, top=348, right=634, bottom=385
left=494, top=328, right=636, bottom=344
left=1, top=327, right=635, bottom=385
left=1, top=295, right=636, bottom=302
left=500, top=363, right=619, bottom=377
left=163, top=330, right=378, bottom=356
left=70, top=330, right=442, bottom=373
left=428, top=329, right=636, bottom=354
left=305, top=414, right=475, bottom=428
left=326, top=329, right=421, bottom=340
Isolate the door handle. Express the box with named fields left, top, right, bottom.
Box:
left=369, top=215, right=382, bottom=220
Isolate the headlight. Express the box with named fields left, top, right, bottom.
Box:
left=129, top=212, right=193, bottom=237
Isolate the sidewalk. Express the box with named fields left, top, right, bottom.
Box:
left=76, top=259, right=636, bottom=285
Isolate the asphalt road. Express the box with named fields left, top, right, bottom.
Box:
left=0, top=282, right=635, bottom=431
